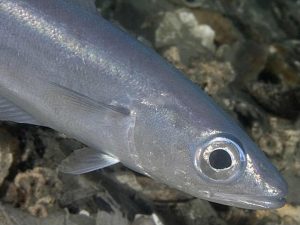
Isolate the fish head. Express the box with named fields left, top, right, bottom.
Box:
left=188, top=131, right=288, bottom=209
left=135, top=91, right=287, bottom=210
left=178, top=90, right=289, bottom=209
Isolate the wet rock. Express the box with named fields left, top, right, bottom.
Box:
left=0, top=204, right=14, bottom=225
left=221, top=40, right=300, bottom=119
left=271, top=1, right=300, bottom=38
left=4, top=167, right=62, bottom=218
left=154, top=199, right=227, bottom=225
left=227, top=41, right=269, bottom=86
left=191, top=8, right=242, bottom=46
left=155, top=8, right=216, bottom=56
left=264, top=42, right=300, bottom=89
left=162, top=46, right=236, bottom=96
left=58, top=170, right=153, bottom=223
left=243, top=42, right=300, bottom=119
left=168, top=0, right=222, bottom=11
left=96, top=210, right=129, bottom=225
left=276, top=205, right=300, bottom=225
left=114, top=170, right=192, bottom=202
left=188, top=60, right=235, bottom=96
left=248, top=83, right=300, bottom=119
left=249, top=204, right=300, bottom=225
left=168, top=0, right=291, bottom=41
left=0, top=203, right=96, bottom=225
left=0, top=128, right=18, bottom=186
left=249, top=117, right=300, bottom=204
left=33, top=128, right=76, bottom=169
left=131, top=214, right=164, bottom=225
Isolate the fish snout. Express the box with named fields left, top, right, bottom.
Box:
left=245, top=154, right=288, bottom=209
left=264, top=170, right=288, bottom=200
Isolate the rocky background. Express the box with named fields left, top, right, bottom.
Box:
left=0, top=0, right=300, bottom=224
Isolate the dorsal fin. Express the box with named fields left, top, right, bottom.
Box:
left=45, top=80, right=131, bottom=116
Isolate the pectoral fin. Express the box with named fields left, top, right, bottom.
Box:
left=45, top=80, right=131, bottom=116
left=59, top=147, right=120, bottom=175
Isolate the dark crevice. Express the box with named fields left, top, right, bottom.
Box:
left=257, top=70, right=281, bottom=84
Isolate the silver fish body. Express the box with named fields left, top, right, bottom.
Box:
left=0, top=0, right=287, bottom=209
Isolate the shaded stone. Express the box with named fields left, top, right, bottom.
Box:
left=4, top=167, right=62, bottom=218
left=0, top=203, right=96, bottom=225
left=154, top=199, right=227, bottom=225
left=0, top=128, right=18, bottom=186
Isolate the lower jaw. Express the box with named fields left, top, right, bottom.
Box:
left=207, top=195, right=286, bottom=210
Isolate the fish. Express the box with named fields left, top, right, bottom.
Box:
left=0, top=0, right=287, bottom=209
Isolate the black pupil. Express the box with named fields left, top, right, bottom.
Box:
left=209, top=149, right=232, bottom=169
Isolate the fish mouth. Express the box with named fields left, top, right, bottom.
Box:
left=211, top=193, right=286, bottom=209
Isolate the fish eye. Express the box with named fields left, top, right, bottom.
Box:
left=209, top=149, right=232, bottom=170
left=194, top=135, right=246, bottom=183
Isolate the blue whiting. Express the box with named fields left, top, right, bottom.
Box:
left=0, top=0, right=287, bottom=209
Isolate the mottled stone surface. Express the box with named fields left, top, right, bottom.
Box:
left=0, top=128, right=18, bottom=186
